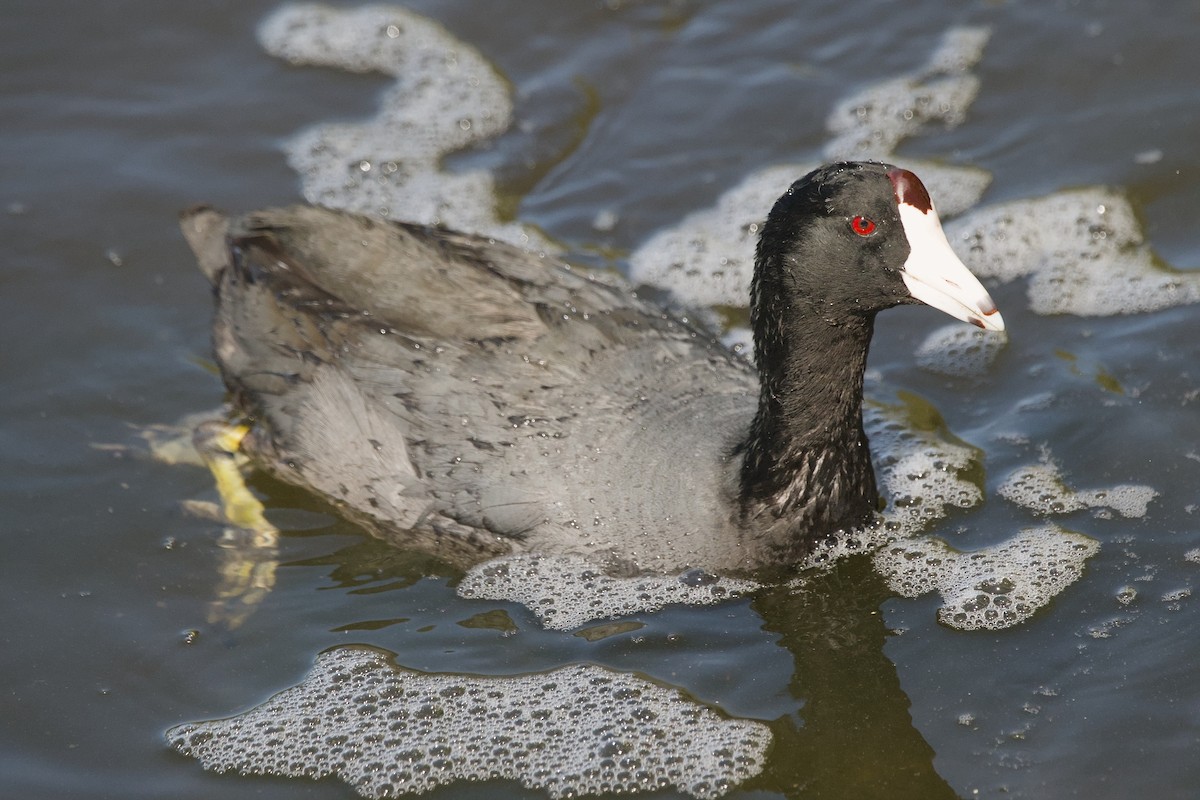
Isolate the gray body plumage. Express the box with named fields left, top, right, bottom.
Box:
left=186, top=206, right=771, bottom=573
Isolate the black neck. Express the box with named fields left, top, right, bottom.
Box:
left=737, top=295, right=879, bottom=550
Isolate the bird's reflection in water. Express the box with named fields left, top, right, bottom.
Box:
left=751, top=556, right=959, bottom=799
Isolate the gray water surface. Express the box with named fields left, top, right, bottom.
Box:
left=3, top=1, right=1199, bottom=798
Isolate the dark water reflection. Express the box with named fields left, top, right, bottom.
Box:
left=5, top=0, right=1200, bottom=798
left=752, top=563, right=960, bottom=799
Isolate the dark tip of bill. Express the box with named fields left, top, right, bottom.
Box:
left=886, top=168, right=933, bottom=213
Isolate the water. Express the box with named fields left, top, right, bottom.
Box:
left=3, top=1, right=1199, bottom=798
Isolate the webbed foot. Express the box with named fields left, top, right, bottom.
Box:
left=193, top=421, right=279, bottom=628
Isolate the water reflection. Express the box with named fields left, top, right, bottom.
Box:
left=751, top=559, right=959, bottom=798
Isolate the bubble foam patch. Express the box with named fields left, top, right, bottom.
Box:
left=259, top=4, right=540, bottom=246
left=824, top=26, right=990, bottom=160
left=458, top=554, right=758, bottom=630
left=915, top=323, right=1008, bottom=377
left=873, top=525, right=1100, bottom=630
left=998, top=463, right=1157, bottom=518
left=167, top=646, right=771, bottom=799
left=866, top=398, right=985, bottom=536
left=947, top=188, right=1200, bottom=316
left=629, top=161, right=990, bottom=307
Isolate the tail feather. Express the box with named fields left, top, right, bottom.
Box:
left=180, top=205, right=231, bottom=285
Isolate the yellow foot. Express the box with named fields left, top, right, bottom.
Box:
left=193, top=421, right=276, bottom=534
left=192, top=420, right=279, bottom=628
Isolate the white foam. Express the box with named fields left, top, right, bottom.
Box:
left=842, top=401, right=1100, bottom=632
left=458, top=554, right=758, bottom=631
left=915, top=323, right=1008, bottom=377
left=823, top=26, right=990, bottom=161
left=997, top=463, right=1157, bottom=518
left=628, top=161, right=991, bottom=307
left=866, top=398, right=985, bottom=535
left=259, top=4, right=545, bottom=248
left=167, top=646, right=770, bottom=799
left=947, top=188, right=1200, bottom=316
left=873, top=525, right=1100, bottom=630
left=923, top=26, right=992, bottom=75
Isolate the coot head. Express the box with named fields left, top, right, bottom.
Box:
left=754, top=161, right=1003, bottom=332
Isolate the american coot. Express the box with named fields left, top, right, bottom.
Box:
left=183, top=161, right=1003, bottom=574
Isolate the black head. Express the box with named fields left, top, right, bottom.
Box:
left=751, top=161, right=1003, bottom=338
left=755, top=162, right=912, bottom=324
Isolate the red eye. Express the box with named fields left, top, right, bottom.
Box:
left=851, top=215, right=877, bottom=236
